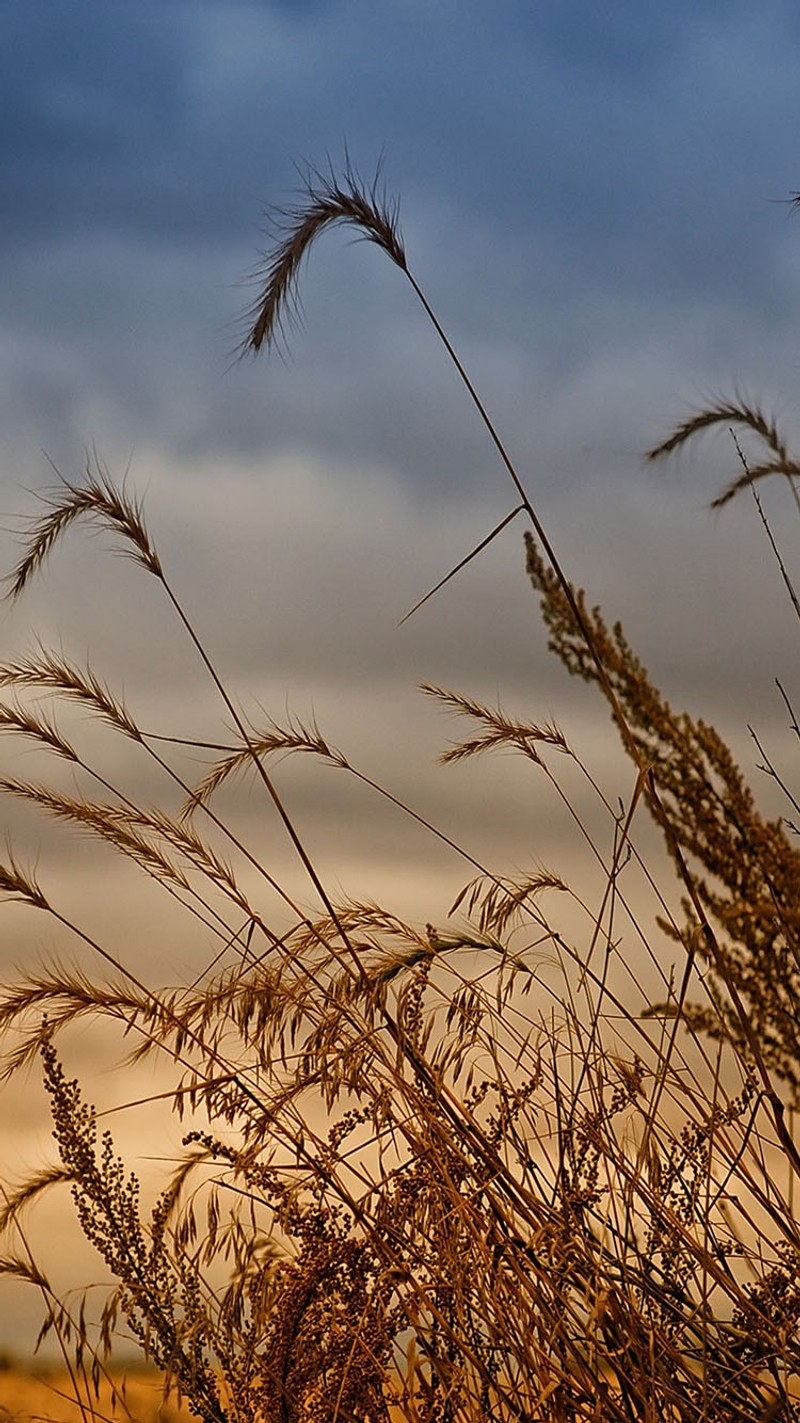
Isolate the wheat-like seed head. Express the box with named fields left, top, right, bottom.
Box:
left=0, top=649, right=141, bottom=741
left=242, top=158, right=406, bottom=357
left=181, top=714, right=347, bottom=820
left=6, top=457, right=162, bottom=602
left=647, top=395, right=800, bottom=508
left=0, top=701, right=78, bottom=763
left=0, top=852, right=49, bottom=911
left=421, top=682, right=570, bottom=764
left=647, top=397, right=790, bottom=465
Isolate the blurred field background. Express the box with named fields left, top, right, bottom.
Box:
left=0, top=1361, right=190, bottom=1422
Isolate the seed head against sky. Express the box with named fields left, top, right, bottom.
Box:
left=2, top=0, right=800, bottom=1353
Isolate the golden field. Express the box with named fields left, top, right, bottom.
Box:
left=0, top=1367, right=191, bottom=1422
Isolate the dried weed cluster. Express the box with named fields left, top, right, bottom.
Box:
left=0, top=169, right=799, bottom=1422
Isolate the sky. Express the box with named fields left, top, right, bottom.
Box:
left=3, top=0, right=800, bottom=1357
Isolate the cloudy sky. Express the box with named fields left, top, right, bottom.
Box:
left=3, top=0, right=800, bottom=1356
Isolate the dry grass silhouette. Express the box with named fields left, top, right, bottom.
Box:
left=0, top=168, right=798, bottom=1420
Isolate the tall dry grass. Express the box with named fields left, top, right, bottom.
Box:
left=0, top=163, right=798, bottom=1421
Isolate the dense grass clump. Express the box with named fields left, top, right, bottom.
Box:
left=0, top=166, right=799, bottom=1422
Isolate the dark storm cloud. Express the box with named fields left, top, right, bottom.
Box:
left=3, top=1, right=800, bottom=495
left=0, top=7, right=187, bottom=244
left=3, top=3, right=797, bottom=266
